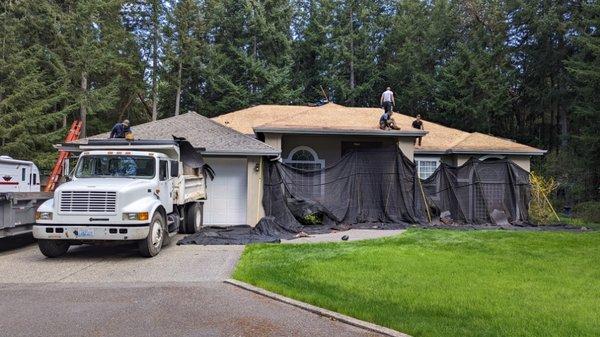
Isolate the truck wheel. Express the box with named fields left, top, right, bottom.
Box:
left=38, top=240, right=70, bottom=258
left=138, top=212, right=165, bottom=257
left=185, top=203, right=203, bottom=234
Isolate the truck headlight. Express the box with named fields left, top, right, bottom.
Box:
left=122, top=212, right=149, bottom=221
left=35, top=212, right=53, bottom=220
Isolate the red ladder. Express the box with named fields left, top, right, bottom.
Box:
left=44, top=120, right=83, bottom=192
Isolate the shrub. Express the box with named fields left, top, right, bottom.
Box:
left=573, top=201, right=600, bottom=223
left=301, top=213, right=323, bottom=226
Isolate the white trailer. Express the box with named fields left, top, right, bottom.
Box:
left=0, top=156, right=52, bottom=238
left=33, top=139, right=212, bottom=257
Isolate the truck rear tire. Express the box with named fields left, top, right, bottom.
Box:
left=38, top=240, right=70, bottom=258
left=138, top=212, right=165, bottom=257
left=184, top=203, right=203, bottom=234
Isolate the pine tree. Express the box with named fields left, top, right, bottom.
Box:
left=564, top=1, right=600, bottom=200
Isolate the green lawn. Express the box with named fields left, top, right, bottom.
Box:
left=233, top=230, right=600, bottom=337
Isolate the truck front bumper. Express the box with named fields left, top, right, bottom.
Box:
left=33, top=225, right=149, bottom=241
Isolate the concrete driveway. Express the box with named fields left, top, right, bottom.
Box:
left=0, top=235, right=382, bottom=337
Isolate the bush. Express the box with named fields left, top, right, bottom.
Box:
left=301, top=213, right=323, bottom=226
left=573, top=201, right=600, bottom=223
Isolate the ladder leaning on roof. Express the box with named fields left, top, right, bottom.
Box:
left=44, top=120, right=83, bottom=192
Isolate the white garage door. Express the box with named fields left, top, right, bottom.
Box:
left=204, top=157, right=247, bottom=226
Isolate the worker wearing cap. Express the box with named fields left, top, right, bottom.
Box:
left=109, top=119, right=131, bottom=138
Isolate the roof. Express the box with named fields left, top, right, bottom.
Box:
left=79, top=112, right=279, bottom=156
left=213, top=103, right=546, bottom=156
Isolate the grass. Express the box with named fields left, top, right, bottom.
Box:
left=234, top=230, right=600, bottom=337
left=558, top=216, right=600, bottom=230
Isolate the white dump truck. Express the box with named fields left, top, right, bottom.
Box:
left=33, top=139, right=212, bottom=257
left=1, top=156, right=52, bottom=238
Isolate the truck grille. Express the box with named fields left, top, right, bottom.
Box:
left=59, top=191, right=117, bottom=213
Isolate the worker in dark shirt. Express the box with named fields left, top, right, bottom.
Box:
left=412, top=114, right=424, bottom=146
left=109, top=119, right=131, bottom=138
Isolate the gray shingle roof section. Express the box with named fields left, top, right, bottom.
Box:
left=82, top=112, right=280, bottom=156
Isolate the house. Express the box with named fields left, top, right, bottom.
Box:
left=69, top=103, right=544, bottom=227
left=213, top=103, right=546, bottom=179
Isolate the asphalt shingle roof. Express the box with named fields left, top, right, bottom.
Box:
left=82, top=112, right=279, bottom=156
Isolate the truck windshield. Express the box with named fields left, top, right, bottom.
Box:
left=75, top=155, right=155, bottom=179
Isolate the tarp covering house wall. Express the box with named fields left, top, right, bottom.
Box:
left=263, top=149, right=530, bottom=227
left=263, top=148, right=424, bottom=228
left=419, top=158, right=530, bottom=224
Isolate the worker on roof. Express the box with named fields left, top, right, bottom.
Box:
left=412, top=114, right=424, bottom=146
left=380, top=87, right=395, bottom=114
left=109, top=119, right=131, bottom=138
left=379, top=111, right=400, bottom=130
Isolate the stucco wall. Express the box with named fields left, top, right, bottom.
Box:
left=281, top=134, right=413, bottom=166
left=246, top=156, right=264, bottom=226
left=454, top=154, right=531, bottom=171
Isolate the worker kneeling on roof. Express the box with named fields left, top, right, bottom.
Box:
left=109, top=119, right=131, bottom=138
left=379, top=111, right=400, bottom=130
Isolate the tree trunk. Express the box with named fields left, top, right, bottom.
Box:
left=151, top=1, right=159, bottom=121
left=348, top=8, right=355, bottom=105
left=175, top=60, right=182, bottom=116
left=80, top=71, right=88, bottom=138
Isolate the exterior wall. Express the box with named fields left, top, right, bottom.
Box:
left=264, top=133, right=282, bottom=151
left=246, top=156, right=264, bottom=226
left=397, top=138, right=415, bottom=160
left=281, top=134, right=410, bottom=166
left=454, top=154, right=531, bottom=171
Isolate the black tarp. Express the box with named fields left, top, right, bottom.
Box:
left=179, top=148, right=531, bottom=245
left=419, top=158, right=531, bottom=224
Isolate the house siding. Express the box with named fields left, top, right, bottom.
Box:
left=281, top=135, right=407, bottom=165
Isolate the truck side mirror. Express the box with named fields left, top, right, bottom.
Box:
left=170, top=161, right=179, bottom=177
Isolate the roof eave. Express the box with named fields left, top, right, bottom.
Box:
left=448, top=149, right=547, bottom=156
left=254, top=127, right=427, bottom=137
left=203, top=150, right=281, bottom=157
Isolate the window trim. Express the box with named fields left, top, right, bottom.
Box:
left=414, top=156, right=441, bottom=179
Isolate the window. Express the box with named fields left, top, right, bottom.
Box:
left=75, top=155, right=155, bottom=179
left=283, top=146, right=325, bottom=199
left=21, top=168, right=26, bottom=181
left=33, top=174, right=37, bottom=185
left=415, top=157, right=440, bottom=179
left=159, top=160, right=168, bottom=181
left=170, top=161, right=179, bottom=177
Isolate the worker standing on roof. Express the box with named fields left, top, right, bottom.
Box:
left=380, top=87, right=395, bottom=114
left=412, top=114, right=424, bottom=146
left=109, top=119, right=131, bottom=138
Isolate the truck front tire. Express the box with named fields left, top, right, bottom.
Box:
left=38, top=240, right=70, bottom=258
left=184, top=203, right=203, bottom=234
left=138, top=212, right=165, bottom=257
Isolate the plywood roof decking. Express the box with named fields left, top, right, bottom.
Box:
left=78, top=112, right=279, bottom=156
left=213, top=103, right=546, bottom=155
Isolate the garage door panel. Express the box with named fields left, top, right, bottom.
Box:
left=204, top=158, right=247, bottom=225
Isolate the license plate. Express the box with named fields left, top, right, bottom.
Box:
left=76, top=229, right=95, bottom=237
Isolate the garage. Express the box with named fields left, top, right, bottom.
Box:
left=203, top=157, right=248, bottom=226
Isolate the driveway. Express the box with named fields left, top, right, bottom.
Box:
left=0, top=235, right=382, bottom=337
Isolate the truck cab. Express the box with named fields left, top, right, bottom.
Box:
left=34, top=139, right=209, bottom=257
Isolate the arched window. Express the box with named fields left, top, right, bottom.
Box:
left=285, top=146, right=324, bottom=170
left=283, top=146, right=325, bottom=199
